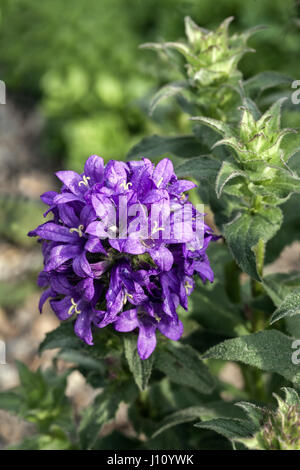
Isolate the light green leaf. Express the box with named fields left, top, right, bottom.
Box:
left=150, top=81, right=189, bottom=115
left=215, top=160, right=247, bottom=198
left=203, top=330, right=300, bottom=386
left=156, top=342, right=215, bottom=394
left=270, top=289, right=300, bottom=324
left=123, top=335, right=154, bottom=391
left=262, top=272, right=300, bottom=306
left=224, top=207, right=283, bottom=280
left=191, top=116, right=232, bottom=137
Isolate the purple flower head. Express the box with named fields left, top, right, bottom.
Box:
left=29, top=155, right=216, bottom=359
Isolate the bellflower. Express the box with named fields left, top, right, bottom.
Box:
left=29, top=155, right=216, bottom=359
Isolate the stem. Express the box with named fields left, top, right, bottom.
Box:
left=224, top=260, right=241, bottom=303
left=241, top=365, right=267, bottom=402
left=251, top=238, right=265, bottom=298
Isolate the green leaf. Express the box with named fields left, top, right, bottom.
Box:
left=152, top=401, right=247, bottom=438
left=79, top=381, right=137, bottom=450
left=191, top=116, right=232, bottom=137
left=123, top=335, right=154, bottom=391
left=0, top=391, right=22, bottom=413
left=224, top=207, right=283, bottom=280
left=39, top=322, right=81, bottom=354
left=262, top=272, right=300, bottom=307
left=156, top=342, right=215, bottom=394
left=8, top=433, right=74, bottom=450
left=215, top=160, right=247, bottom=198
left=280, top=387, right=300, bottom=407
left=270, top=289, right=300, bottom=324
left=127, top=135, right=201, bottom=160
left=152, top=407, right=206, bottom=438
left=203, top=330, right=300, bottom=386
left=58, top=348, right=105, bottom=372
left=175, top=155, right=220, bottom=182
left=235, top=402, right=264, bottom=428
left=249, top=172, right=300, bottom=205
left=149, top=81, right=189, bottom=115
left=191, top=281, right=248, bottom=336
left=244, top=72, right=292, bottom=99
left=195, top=418, right=256, bottom=440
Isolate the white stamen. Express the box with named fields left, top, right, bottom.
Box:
left=78, top=175, right=91, bottom=187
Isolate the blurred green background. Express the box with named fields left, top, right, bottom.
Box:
left=1, top=0, right=300, bottom=171
left=0, top=0, right=300, bottom=446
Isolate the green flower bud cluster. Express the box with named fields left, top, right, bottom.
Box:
left=239, top=388, right=300, bottom=450
left=142, top=17, right=262, bottom=119
left=195, top=98, right=300, bottom=207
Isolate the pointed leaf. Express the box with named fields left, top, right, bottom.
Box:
left=156, top=342, right=215, bottom=394
left=127, top=135, right=201, bottom=160
left=270, top=289, right=300, bottom=324
left=203, top=330, right=300, bottom=386
left=215, top=160, right=247, bottom=198
left=124, top=335, right=154, bottom=391
left=224, top=207, right=283, bottom=280
left=195, top=418, right=256, bottom=440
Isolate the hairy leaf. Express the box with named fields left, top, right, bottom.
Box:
left=224, top=207, right=283, bottom=280
left=156, top=342, right=215, bottom=394
left=203, top=330, right=300, bottom=385
left=270, top=289, right=300, bottom=324
left=124, top=335, right=154, bottom=391
left=127, top=134, right=202, bottom=160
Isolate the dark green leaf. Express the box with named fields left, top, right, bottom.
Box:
left=123, top=334, right=154, bottom=391
left=156, top=342, right=215, bottom=394
left=224, top=207, right=283, bottom=280
left=195, top=418, right=256, bottom=440
left=203, top=330, right=300, bottom=385
left=152, top=401, right=247, bottom=438
left=79, top=381, right=137, bottom=450
left=39, top=322, right=80, bottom=354
left=127, top=135, right=201, bottom=160
left=175, top=155, right=220, bottom=181
left=244, top=72, right=292, bottom=99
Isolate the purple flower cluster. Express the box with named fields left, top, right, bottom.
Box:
left=29, top=156, right=215, bottom=359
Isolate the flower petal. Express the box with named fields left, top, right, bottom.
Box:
left=84, top=154, right=104, bottom=185
left=50, top=296, right=73, bottom=320
left=153, top=158, right=174, bottom=188
left=114, top=309, right=139, bottom=332
left=45, top=244, right=81, bottom=271
left=158, top=316, right=184, bottom=341
left=137, top=318, right=157, bottom=360
left=56, top=170, right=86, bottom=196
left=29, top=222, right=78, bottom=243
left=74, top=310, right=94, bottom=345
left=73, top=252, right=93, bottom=278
